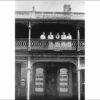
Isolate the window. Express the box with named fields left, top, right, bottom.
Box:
left=58, top=68, right=68, bottom=93
left=35, top=68, right=44, bottom=92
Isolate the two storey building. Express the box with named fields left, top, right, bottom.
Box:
left=15, top=6, right=85, bottom=100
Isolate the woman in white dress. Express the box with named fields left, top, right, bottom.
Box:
left=55, top=33, right=60, bottom=40
left=40, top=32, right=46, bottom=39
left=55, top=33, right=60, bottom=49
left=66, top=33, right=72, bottom=50
left=61, top=32, right=67, bottom=49
left=47, top=32, right=54, bottom=40
left=40, top=32, right=46, bottom=49
left=48, top=32, right=54, bottom=49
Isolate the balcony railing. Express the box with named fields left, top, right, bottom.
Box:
left=15, top=11, right=85, bottom=20
left=15, top=38, right=28, bottom=50
left=79, top=39, right=85, bottom=50
left=15, top=38, right=85, bottom=51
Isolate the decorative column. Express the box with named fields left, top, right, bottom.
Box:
left=27, top=21, right=32, bottom=100
left=28, top=21, right=31, bottom=50
left=77, top=27, right=80, bottom=51
left=27, top=56, right=31, bottom=100
left=78, top=56, right=81, bottom=100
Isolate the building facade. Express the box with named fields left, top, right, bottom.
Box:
left=15, top=6, right=85, bottom=100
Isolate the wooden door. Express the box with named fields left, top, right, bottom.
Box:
left=15, top=63, right=27, bottom=99
left=46, top=73, right=57, bottom=96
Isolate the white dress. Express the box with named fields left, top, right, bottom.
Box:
left=48, top=35, right=54, bottom=40
left=48, top=35, right=54, bottom=49
left=40, top=35, right=46, bottom=39
left=67, top=35, right=72, bottom=50
left=61, top=35, right=67, bottom=50
left=55, top=35, right=60, bottom=49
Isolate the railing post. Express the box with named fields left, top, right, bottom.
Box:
left=77, top=27, right=80, bottom=51
left=27, top=56, right=31, bottom=100
left=78, top=56, right=81, bottom=100
left=28, top=21, right=31, bottom=51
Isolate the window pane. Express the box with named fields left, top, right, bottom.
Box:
left=59, top=68, right=68, bottom=93
left=35, top=68, right=44, bottom=93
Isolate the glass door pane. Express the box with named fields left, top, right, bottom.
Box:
left=58, top=68, right=69, bottom=96
left=34, top=68, right=45, bottom=95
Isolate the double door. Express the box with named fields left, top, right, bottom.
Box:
left=34, top=67, right=70, bottom=97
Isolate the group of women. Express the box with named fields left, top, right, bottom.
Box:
left=40, top=32, right=72, bottom=50
left=40, top=32, right=72, bottom=40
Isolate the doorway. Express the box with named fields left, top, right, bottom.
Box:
left=32, top=62, right=77, bottom=99
left=15, top=63, right=27, bottom=99
left=45, top=66, right=57, bottom=96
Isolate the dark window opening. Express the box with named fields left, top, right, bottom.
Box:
left=80, top=27, right=85, bottom=39
left=15, top=23, right=28, bottom=38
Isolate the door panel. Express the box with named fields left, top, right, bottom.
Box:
left=15, top=63, right=21, bottom=98
left=34, top=68, right=45, bottom=96
left=58, top=68, right=69, bottom=97
left=15, top=63, right=27, bottom=99
left=46, top=73, right=57, bottom=96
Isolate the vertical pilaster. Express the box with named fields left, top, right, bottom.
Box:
left=77, top=27, right=80, bottom=51
left=78, top=56, right=81, bottom=100
left=28, top=21, right=31, bottom=50
left=27, top=56, right=31, bottom=100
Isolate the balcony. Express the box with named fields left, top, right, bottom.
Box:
left=15, top=11, right=85, bottom=20
left=15, top=38, right=85, bottom=51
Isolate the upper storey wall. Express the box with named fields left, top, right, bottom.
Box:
left=15, top=1, right=84, bottom=20
left=15, top=11, right=85, bottom=20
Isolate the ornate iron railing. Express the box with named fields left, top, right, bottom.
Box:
left=79, top=39, right=85, bottom=50
left=15, top=38, right=28, bottom=50
left=30, top=39, right=78, bottom=51
left=15, top=38, right=85, bottom=51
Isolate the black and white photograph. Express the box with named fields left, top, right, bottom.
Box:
left=15, top=0, right=85, bottom=100
left=2, top=1, right=100, bottom=100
